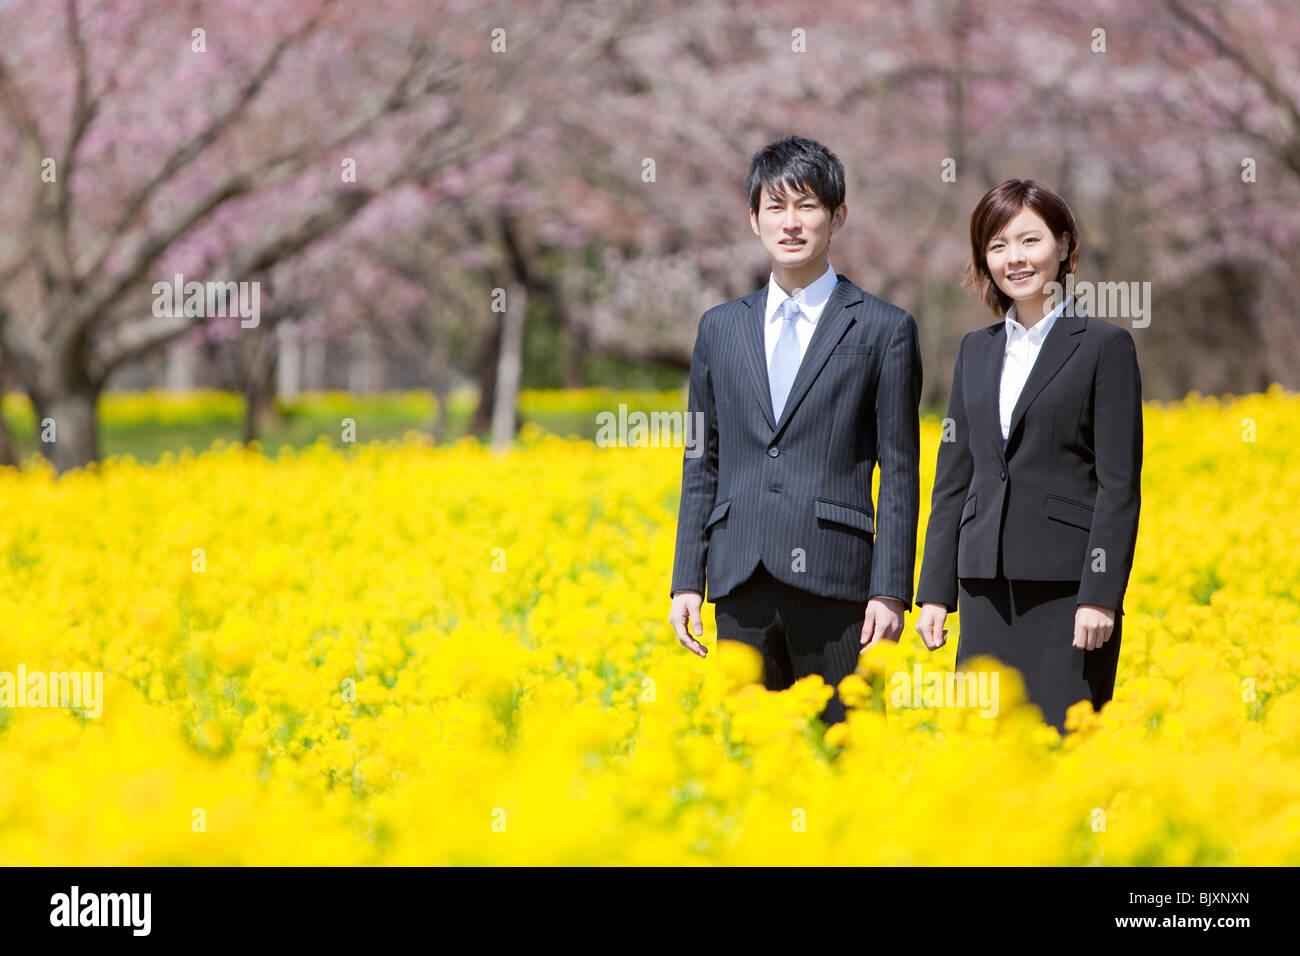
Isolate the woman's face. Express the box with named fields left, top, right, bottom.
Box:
left=984, top=205, right=1068, bottom=311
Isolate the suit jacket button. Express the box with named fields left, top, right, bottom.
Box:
left=768, top=446, right=779, bottom=458
left=999, top=470, right=1007, bottom=480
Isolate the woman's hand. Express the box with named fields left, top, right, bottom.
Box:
left=1073, top=603, right=1115, bottom=650
left=915, top=603, right=949, bottom=650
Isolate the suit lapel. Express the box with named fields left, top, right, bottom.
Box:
left=1006, top=309, right=1087, bottom=445
left=739, top=285, right=776, bottom=430
left=774, top=278, right=860, bottom=433
left=981, top=324, right=1009, bottom=468
left=981, top=309, right=1090, bottom=463
left=741, top=276, right=861, bottom=435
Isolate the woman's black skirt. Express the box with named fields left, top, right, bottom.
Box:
left=955, top=578, right=1122, bottom=733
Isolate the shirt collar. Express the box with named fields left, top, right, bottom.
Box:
left=765, top=262, right=838, bottom=324
left=1005, top=294, right=1071, bottom=344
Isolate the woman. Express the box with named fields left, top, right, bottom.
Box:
left=914, top=179, right=1142, bottom=733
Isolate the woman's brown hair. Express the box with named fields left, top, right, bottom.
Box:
left=962, top=179, right=1079, bottom=316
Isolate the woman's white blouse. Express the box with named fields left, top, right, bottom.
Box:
left=998, top=296, right=1073, bottom=448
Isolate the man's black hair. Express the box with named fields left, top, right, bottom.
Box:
left=746, top=136, right=846, bottom=215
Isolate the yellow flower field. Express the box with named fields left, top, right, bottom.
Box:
left=0, top=386, right=1297, bottom=865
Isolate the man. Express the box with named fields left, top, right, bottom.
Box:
left=668, top=135, right=922, bottom=726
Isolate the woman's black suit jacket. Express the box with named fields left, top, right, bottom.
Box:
left=915, top=306, right=1143, bottom=614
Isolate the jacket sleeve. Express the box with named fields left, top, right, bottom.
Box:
left=1077, top=328, right=1143, bottom=612
left=867, top=311, right=923, bottom=608
left=669, top=312, right=719, bottom=596
left=915, top=334, right=974, bottom=613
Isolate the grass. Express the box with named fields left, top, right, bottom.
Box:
left=0, top=389, right=691, bottom=465
left=0, top=388, right=948, bottom=466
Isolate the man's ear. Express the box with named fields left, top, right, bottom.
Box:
left=749, top=206, right=761, bottom=237
left=832, top=202, right=848, bottom=233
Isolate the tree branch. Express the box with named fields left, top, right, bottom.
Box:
left=1165, top=0, right=1300, bottom=175
left=0, top=46, right=64, bottom=299
left=80, top=0, right=336, bottom=282
left=57, top=0, right=99, bottom=288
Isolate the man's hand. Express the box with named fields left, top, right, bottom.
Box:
left=915, top=602, right=949, bottom=650
left=669, top=590, right=707, bottom=657
left=1073, top=603, right=1115, bottom=650
left=861, top=595, right=904, bottom=651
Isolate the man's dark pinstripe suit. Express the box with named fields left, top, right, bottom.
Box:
left=670, top=274, right=922, bottom=723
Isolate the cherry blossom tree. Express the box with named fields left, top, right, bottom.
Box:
left=0, top=0, right=628, bottom=470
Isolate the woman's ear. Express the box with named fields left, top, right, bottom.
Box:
left=1057, top=232, right=1070, bottom=261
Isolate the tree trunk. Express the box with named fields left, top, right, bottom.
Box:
left=561, top=315, right=587, bottom=388
left=347, top=329, right=372, bottom=393
left=241, top=322, right=279, bottom=445
left=33, top=383, right=100, bottom=474
left=304, top=337, right=327, bottom=390
left=469, top=312, right=503, bottom=435
left=491, top=282, right=527, bottom=452
left=276, top=320, right=302, bottom=400
left=243, top=381, right=276, bottom=445
left=164, top=338, right=198, bottom=390
left=426, top=349, right=452, bottom=442
left=0, top=400, right=16, bottom=467
left=0, top=356, right=18, bottom=467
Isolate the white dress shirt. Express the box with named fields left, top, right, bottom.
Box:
left=999, top=296, right=1072, bottom=447
left=764, top=262, right=839, bottom=368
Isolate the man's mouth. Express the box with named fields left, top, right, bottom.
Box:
left=781, top=239, right=806, bottom=248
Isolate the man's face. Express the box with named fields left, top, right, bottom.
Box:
left=749, top=182, right=845, bottom=268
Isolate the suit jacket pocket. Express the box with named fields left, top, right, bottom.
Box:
left=704, top=498, right=731, bottom=531
left=960, top=494, right=977, bottom=527
left=814, top=498, right=875, bottom=534
left=830, top=343, right=873, bottom=356
left=1045, top=492, right=1094, bottom=531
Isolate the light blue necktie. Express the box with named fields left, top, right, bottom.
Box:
left=769, top=296, right=803, bottom=420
